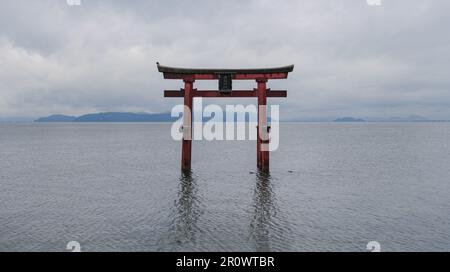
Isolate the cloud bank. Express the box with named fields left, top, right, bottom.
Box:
left=0, top=0, right=449, bottom=120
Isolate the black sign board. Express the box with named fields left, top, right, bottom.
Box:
left=218, top=73, right=232, bottom=93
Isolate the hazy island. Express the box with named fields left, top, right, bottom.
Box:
left=33, top=113, right=448, bottom=123
left=35, top=112, right=176, bottom=122
left=334, top=117, right=366, bottom=122
left=35, top=112, right=267, bottom=123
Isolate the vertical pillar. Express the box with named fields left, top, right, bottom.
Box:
left=257, top=78, right=269, bottom=171
left=182, top=79, right=194, bottom=170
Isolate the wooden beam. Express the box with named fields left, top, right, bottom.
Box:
left=157, top=63, right=294, bottom=74
left=164, top=90, right=287, bottom=98
left=181, top=80, right=193, bottom=170
left=163, top=73, right=289, bottom=80
left=257, top=79, right=269, bottom=170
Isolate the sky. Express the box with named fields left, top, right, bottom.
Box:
left=0, top=0, right=449, bottom=121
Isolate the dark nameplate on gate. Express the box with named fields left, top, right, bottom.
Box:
left=219, top=73, right=232, bottom=94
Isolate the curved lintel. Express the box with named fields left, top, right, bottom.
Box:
left=156, top=62, right=294, bottom=75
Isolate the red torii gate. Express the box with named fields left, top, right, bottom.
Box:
left=157, top=62, right=294, bottom=171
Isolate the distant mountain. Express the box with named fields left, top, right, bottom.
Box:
left=334, top=117, right=365, bottom=122
left=35, top=111, right=271, bottom=123
left=35, top=112, right=176, bottom=122
left=35, top=115, right=77, bottom=122
left=74, top=112, right=175, bottom=122
left=34, top=113, right=446, bottom=123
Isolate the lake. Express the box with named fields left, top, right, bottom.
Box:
left=0, top=123, right=449, bottom=251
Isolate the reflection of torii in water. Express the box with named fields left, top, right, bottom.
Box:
left=250, top=171, right=274, bottom=251
left=250, top=171, right=292, bottom=252
left=165, top=169, right=290, bottom=251
left=164, top=170, right=203, bottom=249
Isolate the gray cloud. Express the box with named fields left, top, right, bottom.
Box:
left=1, top=0, right=450, bottom=120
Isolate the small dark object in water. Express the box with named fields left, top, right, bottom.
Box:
left=288, top=170, right=294, bottom=173
left=249, top=171, right=255, bottom=174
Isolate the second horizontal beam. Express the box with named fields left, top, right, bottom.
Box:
left=164, top=90, right=287, bottom=98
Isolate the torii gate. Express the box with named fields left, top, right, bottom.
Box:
left=157, top=62, right=294, bottom=171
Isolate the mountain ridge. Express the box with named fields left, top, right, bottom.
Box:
left=34, top=112, right=265, bottom=122
left=33, top=113, right=449, bottom=123
left=35, top=112, right=175, bottom=122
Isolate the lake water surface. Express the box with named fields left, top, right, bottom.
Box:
left=0, top=123, right=449, bottom=251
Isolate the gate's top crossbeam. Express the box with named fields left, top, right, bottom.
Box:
left=157, top=62, right=294, bottom=80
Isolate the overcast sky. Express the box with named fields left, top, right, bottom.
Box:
left=0, top=0, right=449, bottom=120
